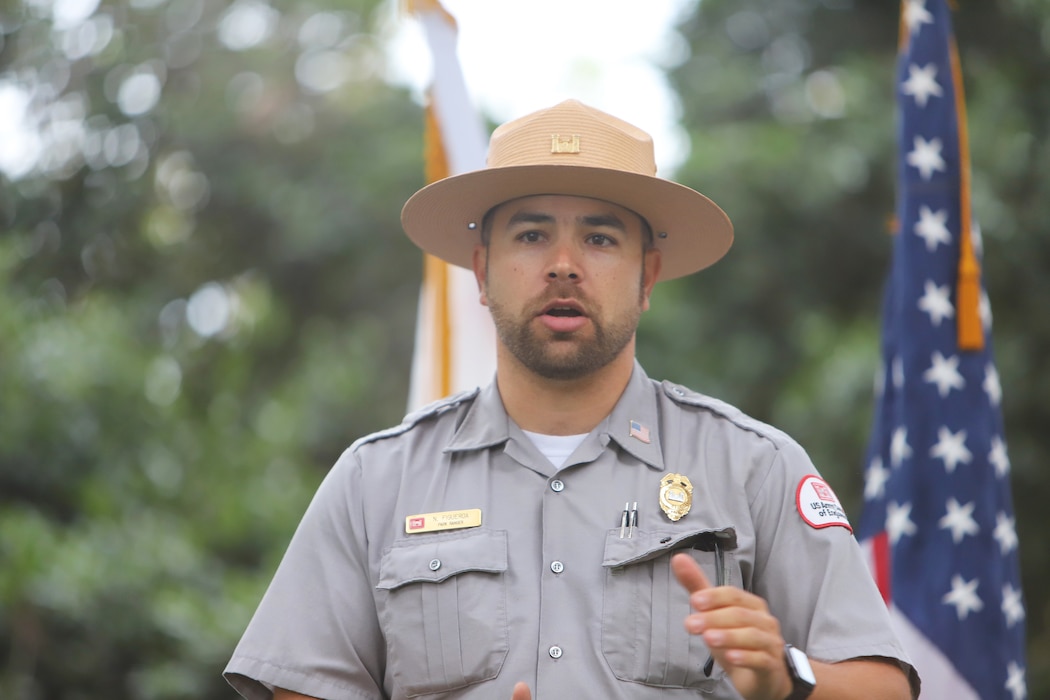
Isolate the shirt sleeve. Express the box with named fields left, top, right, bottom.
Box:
left=224, top=448, right=386, bottom=700
left=748, top=439, right=920, bottom=693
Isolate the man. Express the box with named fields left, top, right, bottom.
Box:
left=225, top=100, right=919, bottom=700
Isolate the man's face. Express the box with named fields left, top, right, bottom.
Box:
left=472, top=194, right=661, bottom=381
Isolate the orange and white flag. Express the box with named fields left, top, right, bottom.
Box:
left=405, top=0, right=496, bottom=410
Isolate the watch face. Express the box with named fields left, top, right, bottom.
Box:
left=787, top=645, right=817, bottom=686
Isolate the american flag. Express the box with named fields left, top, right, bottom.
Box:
left=629, top=420, right=651, bottom=444
left=857, top=2, right=1027, bottom=698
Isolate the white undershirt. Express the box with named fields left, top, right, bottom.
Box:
left=522, top=430, right=588, bottom=469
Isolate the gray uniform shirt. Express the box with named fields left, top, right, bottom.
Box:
left=225, top=362, right=916, bottom=700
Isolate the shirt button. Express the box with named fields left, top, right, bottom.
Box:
left=548, top=645, right=563, bottom=659
left=550, top=480, right=565, bottom=492
left=429, top=559, right=441, bottom=571
left=550, top=561, right=564, bottom=574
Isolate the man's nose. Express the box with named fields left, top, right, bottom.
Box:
left=545, top=241, right=580, bottom=281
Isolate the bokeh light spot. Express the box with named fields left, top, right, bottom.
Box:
left=118, top=69, right=163, bottom=116
left=144, top=356, right=183, bottom=407
left=186, top=282, right=232, bottom=338
left=218, top=0, right=278, bottom=51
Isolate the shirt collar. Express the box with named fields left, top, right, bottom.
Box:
left=599, top=360, right=664, bottom=471
left=446, top=379, right=514, bottom=453
left=446, top=360, right=664, bottom=472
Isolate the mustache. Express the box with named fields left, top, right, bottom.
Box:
left=530, top=284, right=592, bottom=311
left=542, top=281, right=588, bottom=300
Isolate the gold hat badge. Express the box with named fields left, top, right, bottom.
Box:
left=659, top=473, right=694, bottom=522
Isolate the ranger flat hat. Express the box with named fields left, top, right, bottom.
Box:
left=400, top=99, right=733, bottom=281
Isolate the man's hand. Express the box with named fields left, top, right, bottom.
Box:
left=670, top=552, right=793, bottom=700
left=510, top=681, right=531, bottom=700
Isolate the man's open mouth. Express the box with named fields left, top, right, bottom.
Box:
left=545, top=307, right=583, bottom=317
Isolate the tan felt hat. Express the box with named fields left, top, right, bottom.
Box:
left=401, top=99, right=733, bottom=281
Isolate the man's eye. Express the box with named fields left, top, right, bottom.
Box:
left=588, top=234, right=616, bottom=247
left=517, top=230, right=543, bottom=243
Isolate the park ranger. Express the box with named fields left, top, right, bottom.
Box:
left=225, top=100, right=919, bottom=700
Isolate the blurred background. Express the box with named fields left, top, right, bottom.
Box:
left=1, top=0, right=1047, bottom=698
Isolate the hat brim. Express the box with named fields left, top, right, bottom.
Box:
left=400, top=164, right=733, bottom=282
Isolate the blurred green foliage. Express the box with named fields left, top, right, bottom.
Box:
left=1, top=0, right=424, bottom=697
left=0, top=0, right=1047, bottom=698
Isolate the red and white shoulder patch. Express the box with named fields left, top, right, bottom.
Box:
left=795, top=475, right=852, bottom=532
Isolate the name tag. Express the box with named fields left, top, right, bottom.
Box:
left=405, top=509, right=482, bottom=534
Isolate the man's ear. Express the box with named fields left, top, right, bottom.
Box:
left=641, top=247, right=662, bottom=311
left=472, top=245, right=489, bottom=307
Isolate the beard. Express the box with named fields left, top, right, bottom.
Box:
left=486, top=285, right=641, bottom=381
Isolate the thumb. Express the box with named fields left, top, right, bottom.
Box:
left=511, top=681, right=532, bottom=700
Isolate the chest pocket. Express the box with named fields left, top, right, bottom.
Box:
left=377, top=528, right=509, bottom=697
left=601, top=527, right=739, bottom=690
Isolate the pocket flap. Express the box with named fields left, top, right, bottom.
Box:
left=602, top=527, right=737, bottom=568
left=377, top=529, right=508, bottom=590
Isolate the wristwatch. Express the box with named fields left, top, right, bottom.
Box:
left=782, top=644, right=816, bottom=700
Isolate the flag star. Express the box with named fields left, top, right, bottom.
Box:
left=864, top=456, right=891, bottom=501
left=942, top=574, right=983, bottom=620
left=892, top=356, right=905, bottom=390
left=907, top=135, right=947, bottom=180
left=913, top=205, right=951, bottom=251
left=890, top=426, right=913, bottom=467
left=989, top=435, right=1011, bottom=478
left=917, top=280, right=954, bottom=326
left=994, top=511, right=1019, bottom=554
left=1002, top=582, right=1025, bottom=628
left=1005, top=661, right=1027, bottom=700
left=930, top=426, right=972, bottom=473
left=923, top=351, right=965, bottom=397
left=903, top=0, right=935, bottom=36
left=901, top=63, right=943, bottom=107
left=938, top=498, right=979, bottom=543
left=886, top=501, right=918, bottom=545
left=983, top=363, right=1002, bottom=406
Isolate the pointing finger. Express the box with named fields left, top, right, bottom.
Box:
left=671, top=552, right=711, bottom=595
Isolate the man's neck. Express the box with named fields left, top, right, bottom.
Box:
left=495, top=346, right=636, bottom=436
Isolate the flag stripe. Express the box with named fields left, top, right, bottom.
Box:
left=871, top=531, right=892, bottom=604
left=888, top=605, right=980, bottom=700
